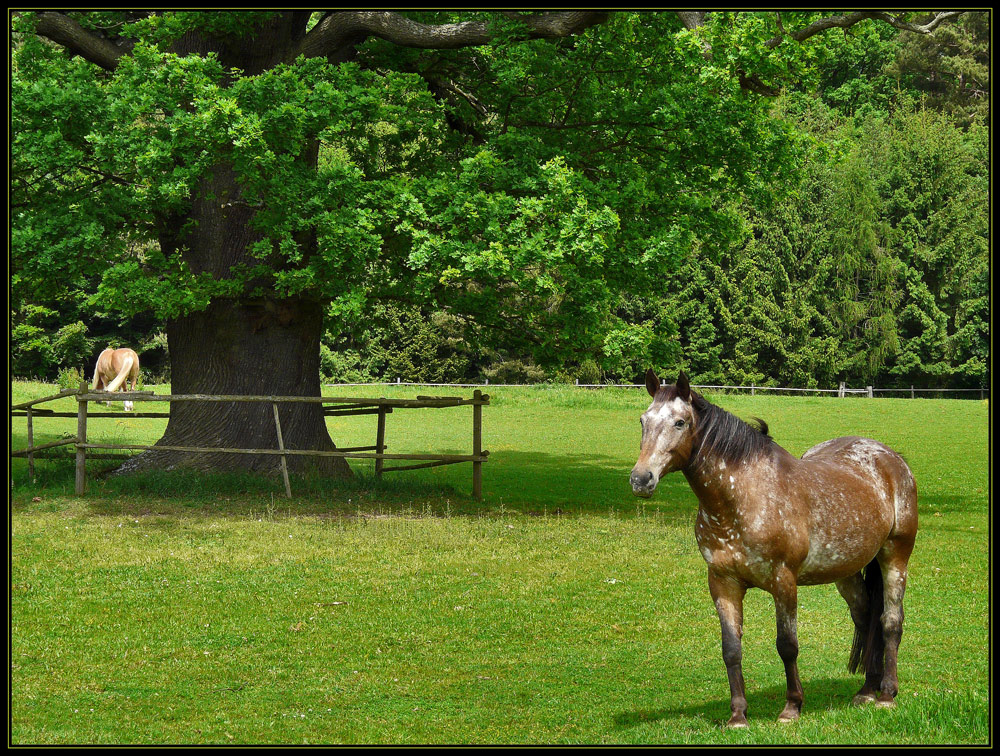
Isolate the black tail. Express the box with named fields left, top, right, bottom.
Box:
left=848, top=559, right=885, bottom=675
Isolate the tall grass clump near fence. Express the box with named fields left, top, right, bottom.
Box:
left=10, top=381, right=988, bottom=745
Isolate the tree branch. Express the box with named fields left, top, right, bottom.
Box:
left=422, top=74, right=490, bottom=145
left=676, top=12, right=708, bottom=31
left=292, top=10, right=609, bottom=61
left=765, top=11, right=965, bottom=48
left=870, top=11, right=965, bottom=35
left=674, top=10, right=965, bottom=95
left=738, top=72, right=781, bottom=97
left=33, top=11, right=130, bottom=70
left=675, top=10, right=964, bottom=53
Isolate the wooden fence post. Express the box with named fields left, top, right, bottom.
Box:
left=26, top=407, right=35, bottom=482
left=75, top=380, right=88, bottom=495
left=911, top=385, right=915, bottom=399
left=838, top=381, right=845, bottom=398
left=272, top=403, right=292, bottom=498
left=375, top=403, right=387, bottom=478
left=867, top=386, right=873, bottom=398
left=472, top=389, right=483, bottom=499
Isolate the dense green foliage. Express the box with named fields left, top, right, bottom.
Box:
left=11, top=12, right=988, bottom=388
left=667, top=99, right=988, bottom=389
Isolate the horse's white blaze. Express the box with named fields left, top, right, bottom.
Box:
left=636, top=397, right=693, bottom=486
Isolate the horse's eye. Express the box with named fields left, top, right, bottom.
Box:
left=674, top=420, right=686, bottom=429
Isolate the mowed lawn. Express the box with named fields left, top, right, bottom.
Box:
left=10, top=382, right=989, bottom=744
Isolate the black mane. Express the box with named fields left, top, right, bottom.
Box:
left=657, top=385, right=773, bottom=467
left=691, top=392, right=773, bottom=466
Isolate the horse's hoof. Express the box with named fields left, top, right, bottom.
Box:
left=725, top=717, right=748, bottom=729
left=852, top=693, right=877, bottom=707
left=777, top=707, right=800, bottom=723
left=874, top=698, right=897, bottom=709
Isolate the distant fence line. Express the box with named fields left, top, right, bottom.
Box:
left=326, top=379, right=988, bottom=399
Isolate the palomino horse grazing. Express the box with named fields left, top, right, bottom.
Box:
left=92, top=347, right=140, bottom=411
left=630, top=370, right=917, bottom=727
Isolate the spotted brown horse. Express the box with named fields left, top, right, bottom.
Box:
left=630, top=370, right=917, bottom=727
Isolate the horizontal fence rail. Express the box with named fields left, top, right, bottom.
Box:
left=10, top=382, right=489, bottom=498
left=326, top=380, right=988, bottom=398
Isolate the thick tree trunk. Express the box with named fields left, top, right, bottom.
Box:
left=116, top=296, right=351, bottom=477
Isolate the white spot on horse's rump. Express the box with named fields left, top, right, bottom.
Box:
left=845, top=439, right=889, bottom=470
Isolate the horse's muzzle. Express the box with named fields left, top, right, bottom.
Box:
left=630, top=468, right=656, bottom=497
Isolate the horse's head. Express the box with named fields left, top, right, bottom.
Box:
left=631, top=369, right=696, bottom=497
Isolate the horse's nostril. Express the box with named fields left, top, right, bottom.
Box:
left=630, top=469, right=653, bottom=487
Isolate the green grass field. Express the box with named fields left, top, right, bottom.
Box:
left=10, top=382, right=989, bottom=744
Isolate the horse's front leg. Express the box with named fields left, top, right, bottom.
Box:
left=772, top=567, right=804, bottom=722
left=708, top=572, right=748, bottom=727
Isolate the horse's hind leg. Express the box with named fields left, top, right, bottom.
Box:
left=836, top=572, right=881, bottom=705
left=875, top=538, right=914, bottom=708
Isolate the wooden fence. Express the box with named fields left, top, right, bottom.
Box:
left=10, top=382, right=489, bottom=499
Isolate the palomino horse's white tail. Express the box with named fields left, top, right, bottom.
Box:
left=104, top=354, right=134, bottom=393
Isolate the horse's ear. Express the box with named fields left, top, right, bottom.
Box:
left=677, top=371, right=691, bottom=401
left=645, top=368, right=660, bottom=398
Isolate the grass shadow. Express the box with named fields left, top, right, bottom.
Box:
left=612, top=677, right=862, bottom=730
left=11, top=446, right=699, bottom=521
left=477, top=449, right=697, bottom=512
left=916, top=494, right=987, bottom=516
left=14, top=446, right=982, bottom=525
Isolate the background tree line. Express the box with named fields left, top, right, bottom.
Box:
left=12, top=12, right=988, bottom=391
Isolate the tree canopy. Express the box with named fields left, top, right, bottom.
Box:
left=12, top=11, right=986, bottom=401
